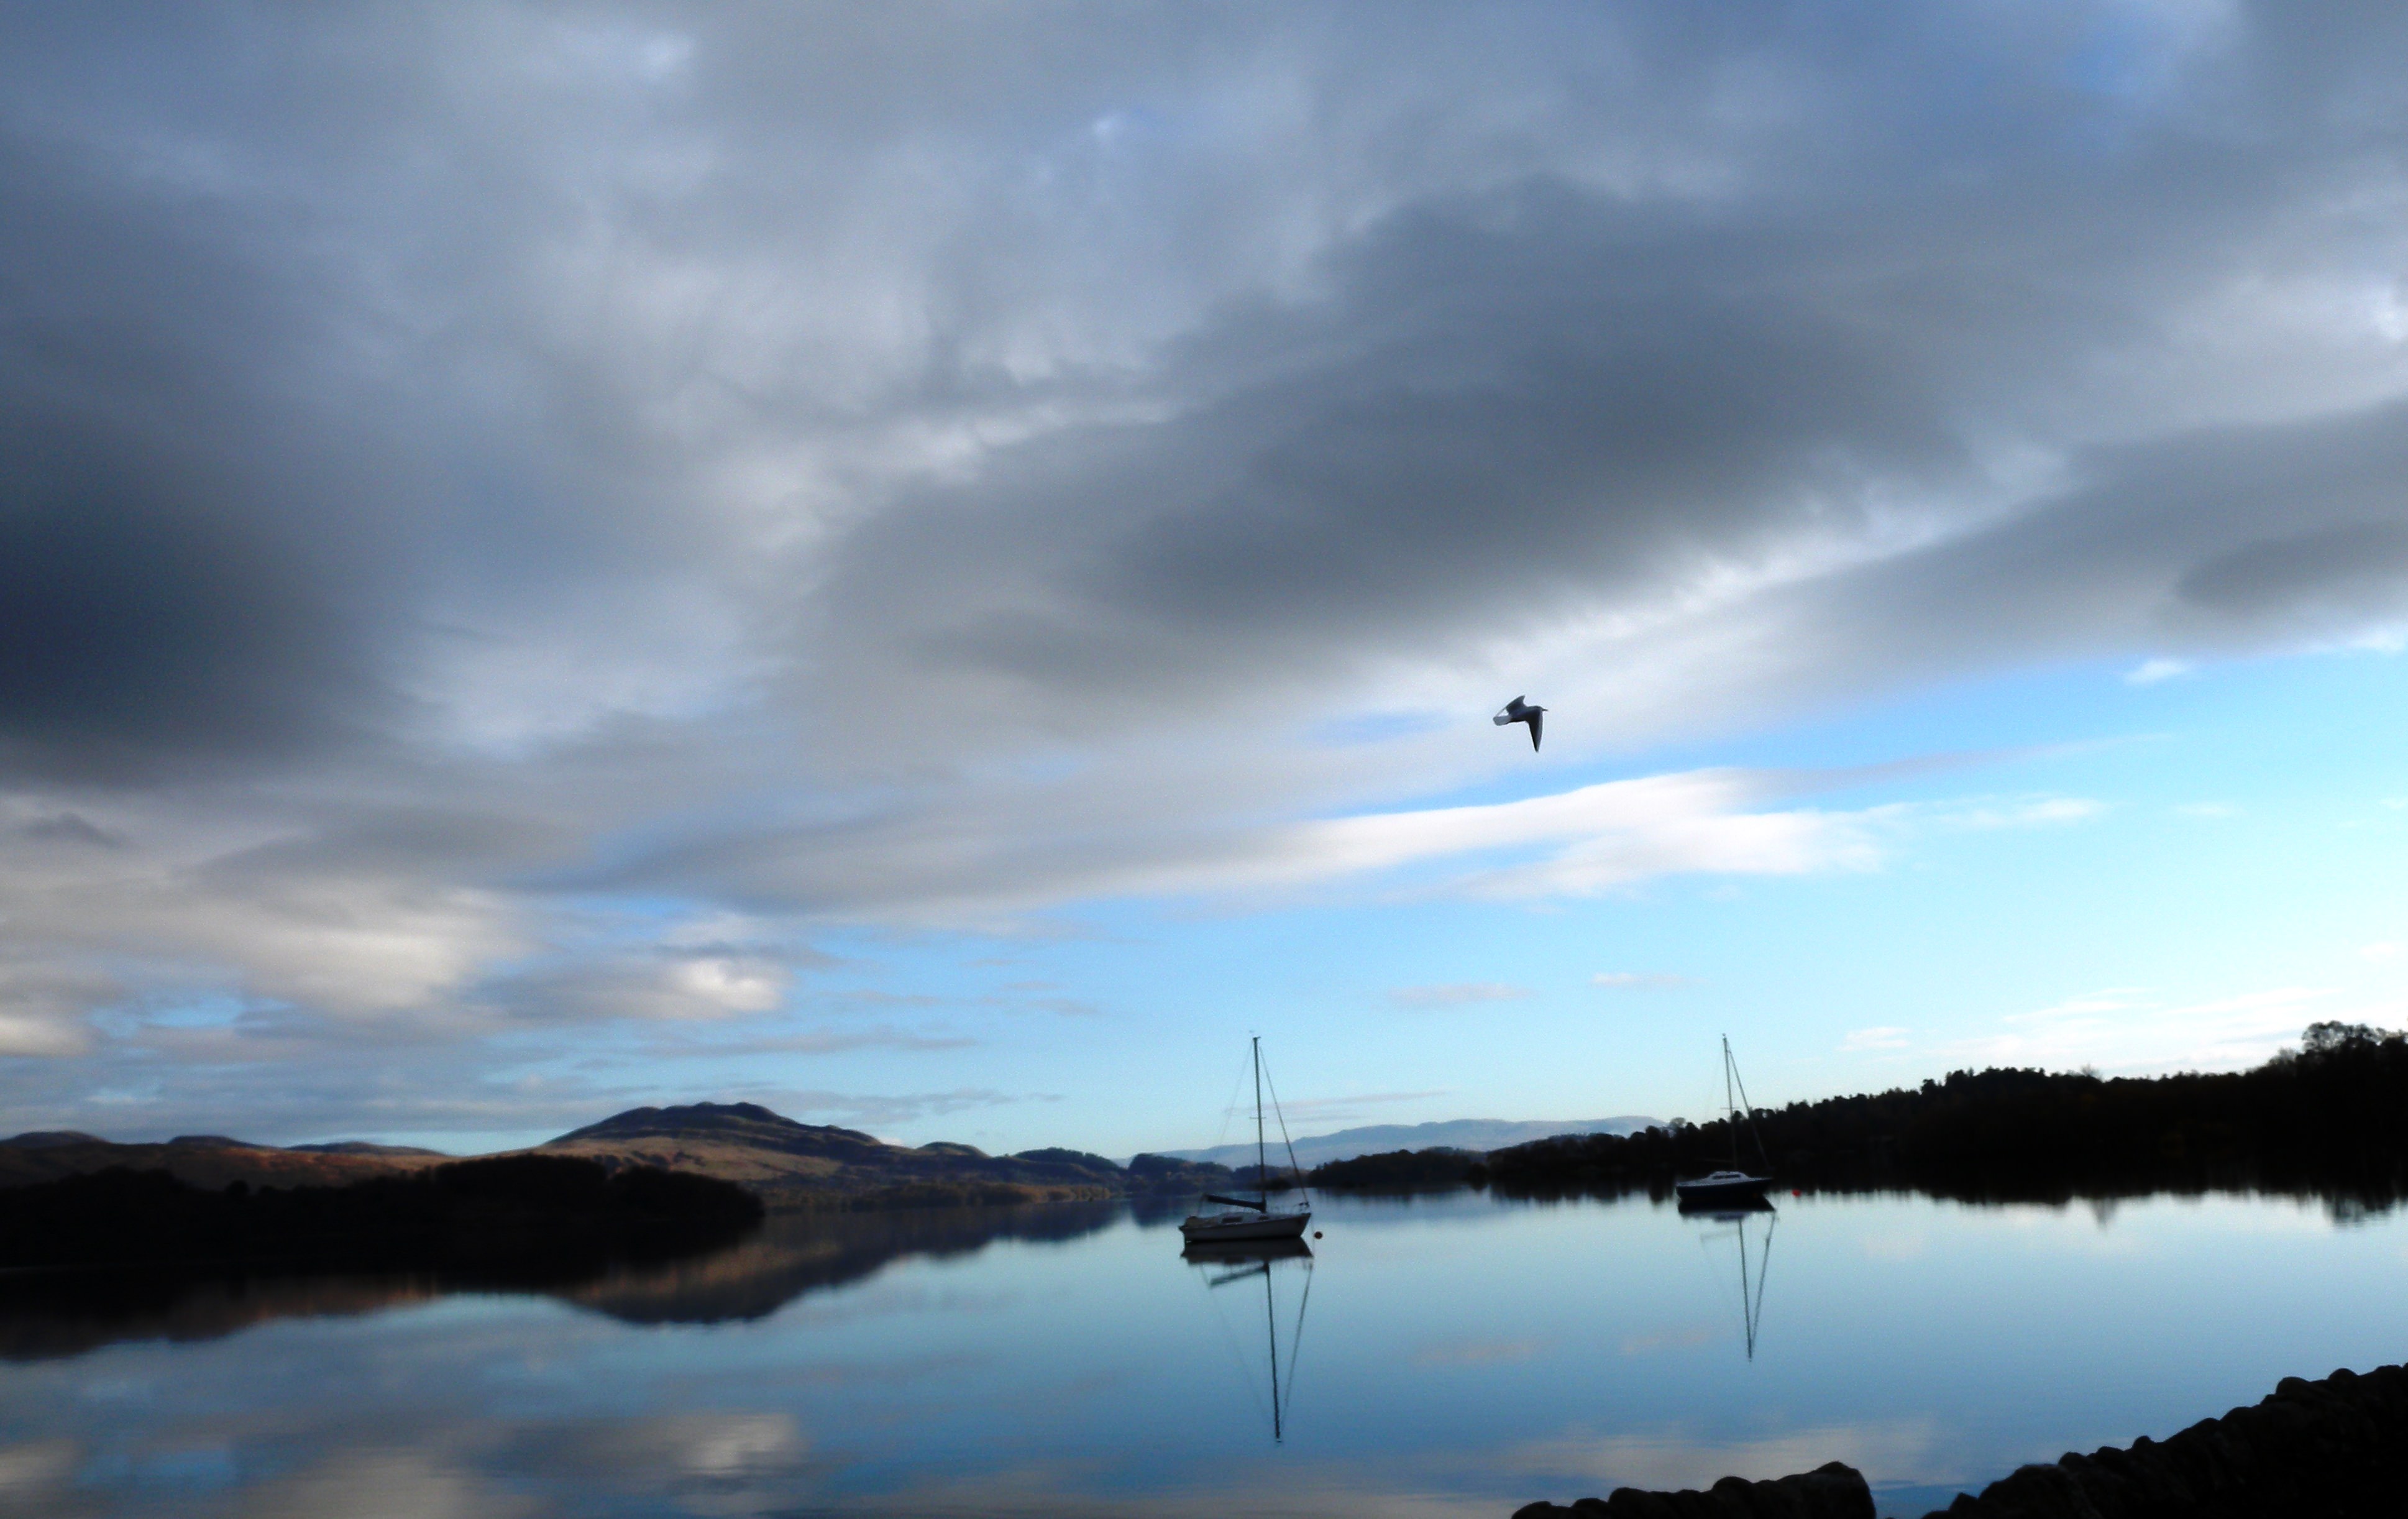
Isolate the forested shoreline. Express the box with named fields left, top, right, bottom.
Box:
left=17, top=1023, right=2408, bottom=1269
left=0, top=1154, right=762, bottom=1276
left=1477, top=1022, right=2408, bottom=1205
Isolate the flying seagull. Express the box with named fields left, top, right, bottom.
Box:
left=1494, top=695, right=1546, bottom=751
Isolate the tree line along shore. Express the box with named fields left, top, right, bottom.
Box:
left=1352, top=1021, right=2408, bottom=1203
left=0, top=1155, right=764, bottom=1277
left=8, top=1021, right=2406, bottom=1278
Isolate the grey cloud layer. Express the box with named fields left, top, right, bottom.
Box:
left=2, top=2, right=2406, bottom=1134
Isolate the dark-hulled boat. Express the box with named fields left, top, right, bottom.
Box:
left=1673, top=1035, right=1772, bottom=1205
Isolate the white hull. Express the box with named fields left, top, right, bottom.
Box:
left=1179, top=1209, right=1311, bottom=1242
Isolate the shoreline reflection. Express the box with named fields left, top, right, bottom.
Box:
left=4, top=1191, right=2407, bottom=1519
left=0, top=1200, right=1124, bottom=1362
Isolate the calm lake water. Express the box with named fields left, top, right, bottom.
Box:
left=6, top=1188, right=2408, bottom=1518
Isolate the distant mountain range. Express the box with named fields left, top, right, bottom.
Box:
left=0, top=1104, right=1654, bottom=1207
left=1160, top=1116, right=1661, bottom=1170
left=533, top=1101, right=1207, bottom=1206
left=0, top=1103, right=1229, bottom=1208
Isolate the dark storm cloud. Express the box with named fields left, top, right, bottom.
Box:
left=1770, top=397, right=2408, bottom=710
left=0, top=4, right=781, bottom=780
left=4, top=1, right=2408, bottom=1136
left=799, top=18, right=2408, bottom=746
left=0, top=135, right=384, bottom=773
left=815, top=183, right=1975, bottom=716
left=12, top=812, right=119, bottom=848
left=2182, top=522, right=2408, bottom=625
left=11, top=0, right=2402, bottom=779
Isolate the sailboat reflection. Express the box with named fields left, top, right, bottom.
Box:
left=1679, top=1195, right=1777, bottom=1360
left=1183, top=1237, right=1314, bottom=1441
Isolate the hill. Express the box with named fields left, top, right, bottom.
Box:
left=536, top=1101, right=1227, bottom=1208
left=0, top=1101, right=1235, bottom=1211
left=0, top=1132, right=450, bottom=1192
left=1307, top=1147, right=1486, bottom=1190
left=286, top=1141, right=449, bottom=1157
left=1164, top=1116, right=1660, bottom=1170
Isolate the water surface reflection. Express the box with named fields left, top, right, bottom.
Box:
left=1679, top=1196, right=1777, bottom=1361
left=1182, top=1237, right=1314, bottom=1442
left=0, top=1201, right=1124, bottom=1362
left=5, top=1189, right=2407, bottom=1518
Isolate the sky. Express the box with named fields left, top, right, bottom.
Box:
left=4, top=1, right=2408, bottom=1158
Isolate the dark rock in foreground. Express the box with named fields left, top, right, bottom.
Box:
left=1936, top=1361, right=2408, bottom=1518
left=1511, top=1362, right=2408, bottom=1519
left=1512, top=1460, right=1873, bottom=1518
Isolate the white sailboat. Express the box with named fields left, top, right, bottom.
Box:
left=1181, top=1037, right=1312, bottom=1244
left=1674, top=1034, right=1773, bottom=1205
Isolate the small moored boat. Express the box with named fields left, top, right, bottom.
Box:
left=1182, top=1037, right=1312, bottom=1244
left=1675, top=1168, right=1772, bottom=1205
left=1673, top=1035, right=1772, bottom=1205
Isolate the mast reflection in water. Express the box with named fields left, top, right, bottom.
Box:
left=1183, top=1237, right=1314, bottom=1442
left=1680, top=1195, right=1777, bottom=1361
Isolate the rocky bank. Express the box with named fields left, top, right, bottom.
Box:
left=1513, top=1361, right=2408, bottom=1519
left=1931, top=1360, right=2408, bottom=1518
left=1511, top=1461, right=1873, bottom=1518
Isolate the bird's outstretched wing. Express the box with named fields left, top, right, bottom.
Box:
left=1494, top=696, right=1525, bottom=725
left=1528, top=710, right=1543, bottom=751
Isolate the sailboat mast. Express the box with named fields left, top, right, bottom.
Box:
left=1253, top=1035, right=1267, bottom=1205
left=1723, top=1034, right=1737, bottom=1168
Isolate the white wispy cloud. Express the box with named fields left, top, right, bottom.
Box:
left=1390, top=982, right=1534, bottom=1008
left=1840, top=1026, right=1910, bottom=1052
left=1261, top=770, right=1881, bottom=903
left=1258, top=1090, right=1452, bottom=1126
left=1922, top=796, right=2107, bottom=832
left=1941, top=986, right=2337, bottom=1073
left=2126, top=658, right=2194, bottom=685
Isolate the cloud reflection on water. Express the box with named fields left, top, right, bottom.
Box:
left=0, top=1439, right=80, bottom=1515
left=236, top=1449, right=536, bottom=1519
left=185, top=1416, right=825, bottom=1519
left=1494, top=1416, right=1954, bottom=1498
left=10, top=1191, right=2408, bottom=1519
left=1411, top=1337, right=1543, bottom=1367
